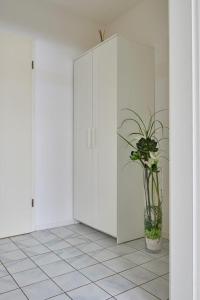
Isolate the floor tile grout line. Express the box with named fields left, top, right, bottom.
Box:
left=46, top=230, right=148, bottom=263
left=40, top=232, right=168, bottom=299
left=0, top=261, right=29, bottom=299
left=68, top=226, right=169, bottom=300
left=0, top=225, right=169, bottom=299
left=16, top=230, right=168, bottom=298
left=2, top=226, right=167, bottom=261
left=94, top=264, right=167, bottom=299
left=72, top=243, right=168, bottom=280
left=4, top=265, right=38, bottom=276
left=45, top=291, right=74, bottom=300
left=9, top=238, right=74, bottom=299
left=58, top=233, right=167, bottom=264
left=55, top=230, right=168, bottom=300
left=139, top=286, right=163, bottom=300
left=93, top=277, right=135, bottom=298
left=45, top=226, right=169, bottom=299
left=29, top=231, right=126, bottom=299
left=0, top=258, right=167, bottom=300
left=111, top=283, right=163, bottom=300
left=10, top=233, right=115, bottom=299
left=47, top=231, right=168, bottom=280
left=0, top=245, right=168, bottom=278
left=0, top=237, right=37, bottom=299
left=112, top=276, right=165, bottom=299
left=0, top=287, right=28, bottom=299
left=42, top=249, right=115, bottom=298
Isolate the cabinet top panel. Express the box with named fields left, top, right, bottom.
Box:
left=74, top=34, right=154, bottom=63
left=74, top=34, right=118, bottom=62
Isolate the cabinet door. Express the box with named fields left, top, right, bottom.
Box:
left=93, top=38, right=117, bottom=236
left=74, top=53, right=96, bottom=226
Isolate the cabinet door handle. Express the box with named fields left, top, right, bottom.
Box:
left=87, top=128, right=92, bottom=148
left=92, top=128, right=96, bottom=148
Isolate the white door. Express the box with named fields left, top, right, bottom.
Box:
left=74, top=53, right=96, bottom=227
left=0, top=31, right=33, bottom=238
left=93, top=39, right=117, bottom=236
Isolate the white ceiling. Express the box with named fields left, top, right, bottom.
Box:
left=48, top=0, right=141, bottom=24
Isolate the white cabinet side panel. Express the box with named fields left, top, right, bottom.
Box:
left=117, top=38, right=155, bottom=243
left=93, top=38, right=117, bottom=237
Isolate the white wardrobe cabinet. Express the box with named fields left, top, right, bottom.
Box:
left=74, top=35, right=155, bottom=243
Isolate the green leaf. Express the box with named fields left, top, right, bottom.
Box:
left=150, top=125, right=169, bottom=137
left=130, top=151, right=141, bottom=161
left=118, top=118, right=144, bottom=135
left=121, top=108, right=147, bottom=136
left=147, top=109, right=168, bottom=137
left=149, top=119, right=164, bottom=137
left=117, top=133, right=137, bottom=149
left=145, top=228, right=161, bottom=240
left=128, top=132, right=143, bottom=137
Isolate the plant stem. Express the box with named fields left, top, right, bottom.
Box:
left=143, top=169, right=149, bottom=217
left=145, top=168, right=152, bottom=223
left=151, top=172, right=156, bottom=225
left=156, top=171, right=162, bottom=226
left=152, top=172, right=162, bottom=228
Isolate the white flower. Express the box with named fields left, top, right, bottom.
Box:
left=146, top=152, right=159, bottom=168
left=150, top=152, right=159, bottom=162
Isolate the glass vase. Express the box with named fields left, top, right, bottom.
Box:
left=143, top=167, right=162, bottom=252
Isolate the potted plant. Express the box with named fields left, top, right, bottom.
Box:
left=118, top=109, right=168, bottom=252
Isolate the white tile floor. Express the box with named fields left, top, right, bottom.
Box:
left=0, top=224, right=169, bottom=299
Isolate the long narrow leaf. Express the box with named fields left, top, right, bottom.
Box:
left=117, top=133, right=137, bottom=149
left=121, top=108, right=147, bottom=135
left=147, top=109, right=168, bottom=136
left=118, top=118, right=144, bottom=135
left=149, top=119, right=164, bottom=137
left=150, top=125, right=169, bottom=137
left=128, top=132, right=143, bottom=137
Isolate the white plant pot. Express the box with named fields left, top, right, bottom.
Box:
left=145, top=237, right=162, bottom=252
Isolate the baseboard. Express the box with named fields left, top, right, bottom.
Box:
left=34, top=219, right=76, bottom=231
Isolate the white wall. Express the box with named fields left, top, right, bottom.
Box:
left=0, top=0, right=100, bottom=230
left=0, top=0, right=169, bottom=234
left=106, top=0, right=169, bottom=238
left=0, top=0, right=100, bottom=52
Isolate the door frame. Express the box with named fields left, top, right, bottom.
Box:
left=169, top=0, right=199, bottom=299
left=32, top=41, right=36, bottom=232
left=191, top=1, right=200, bottom=298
